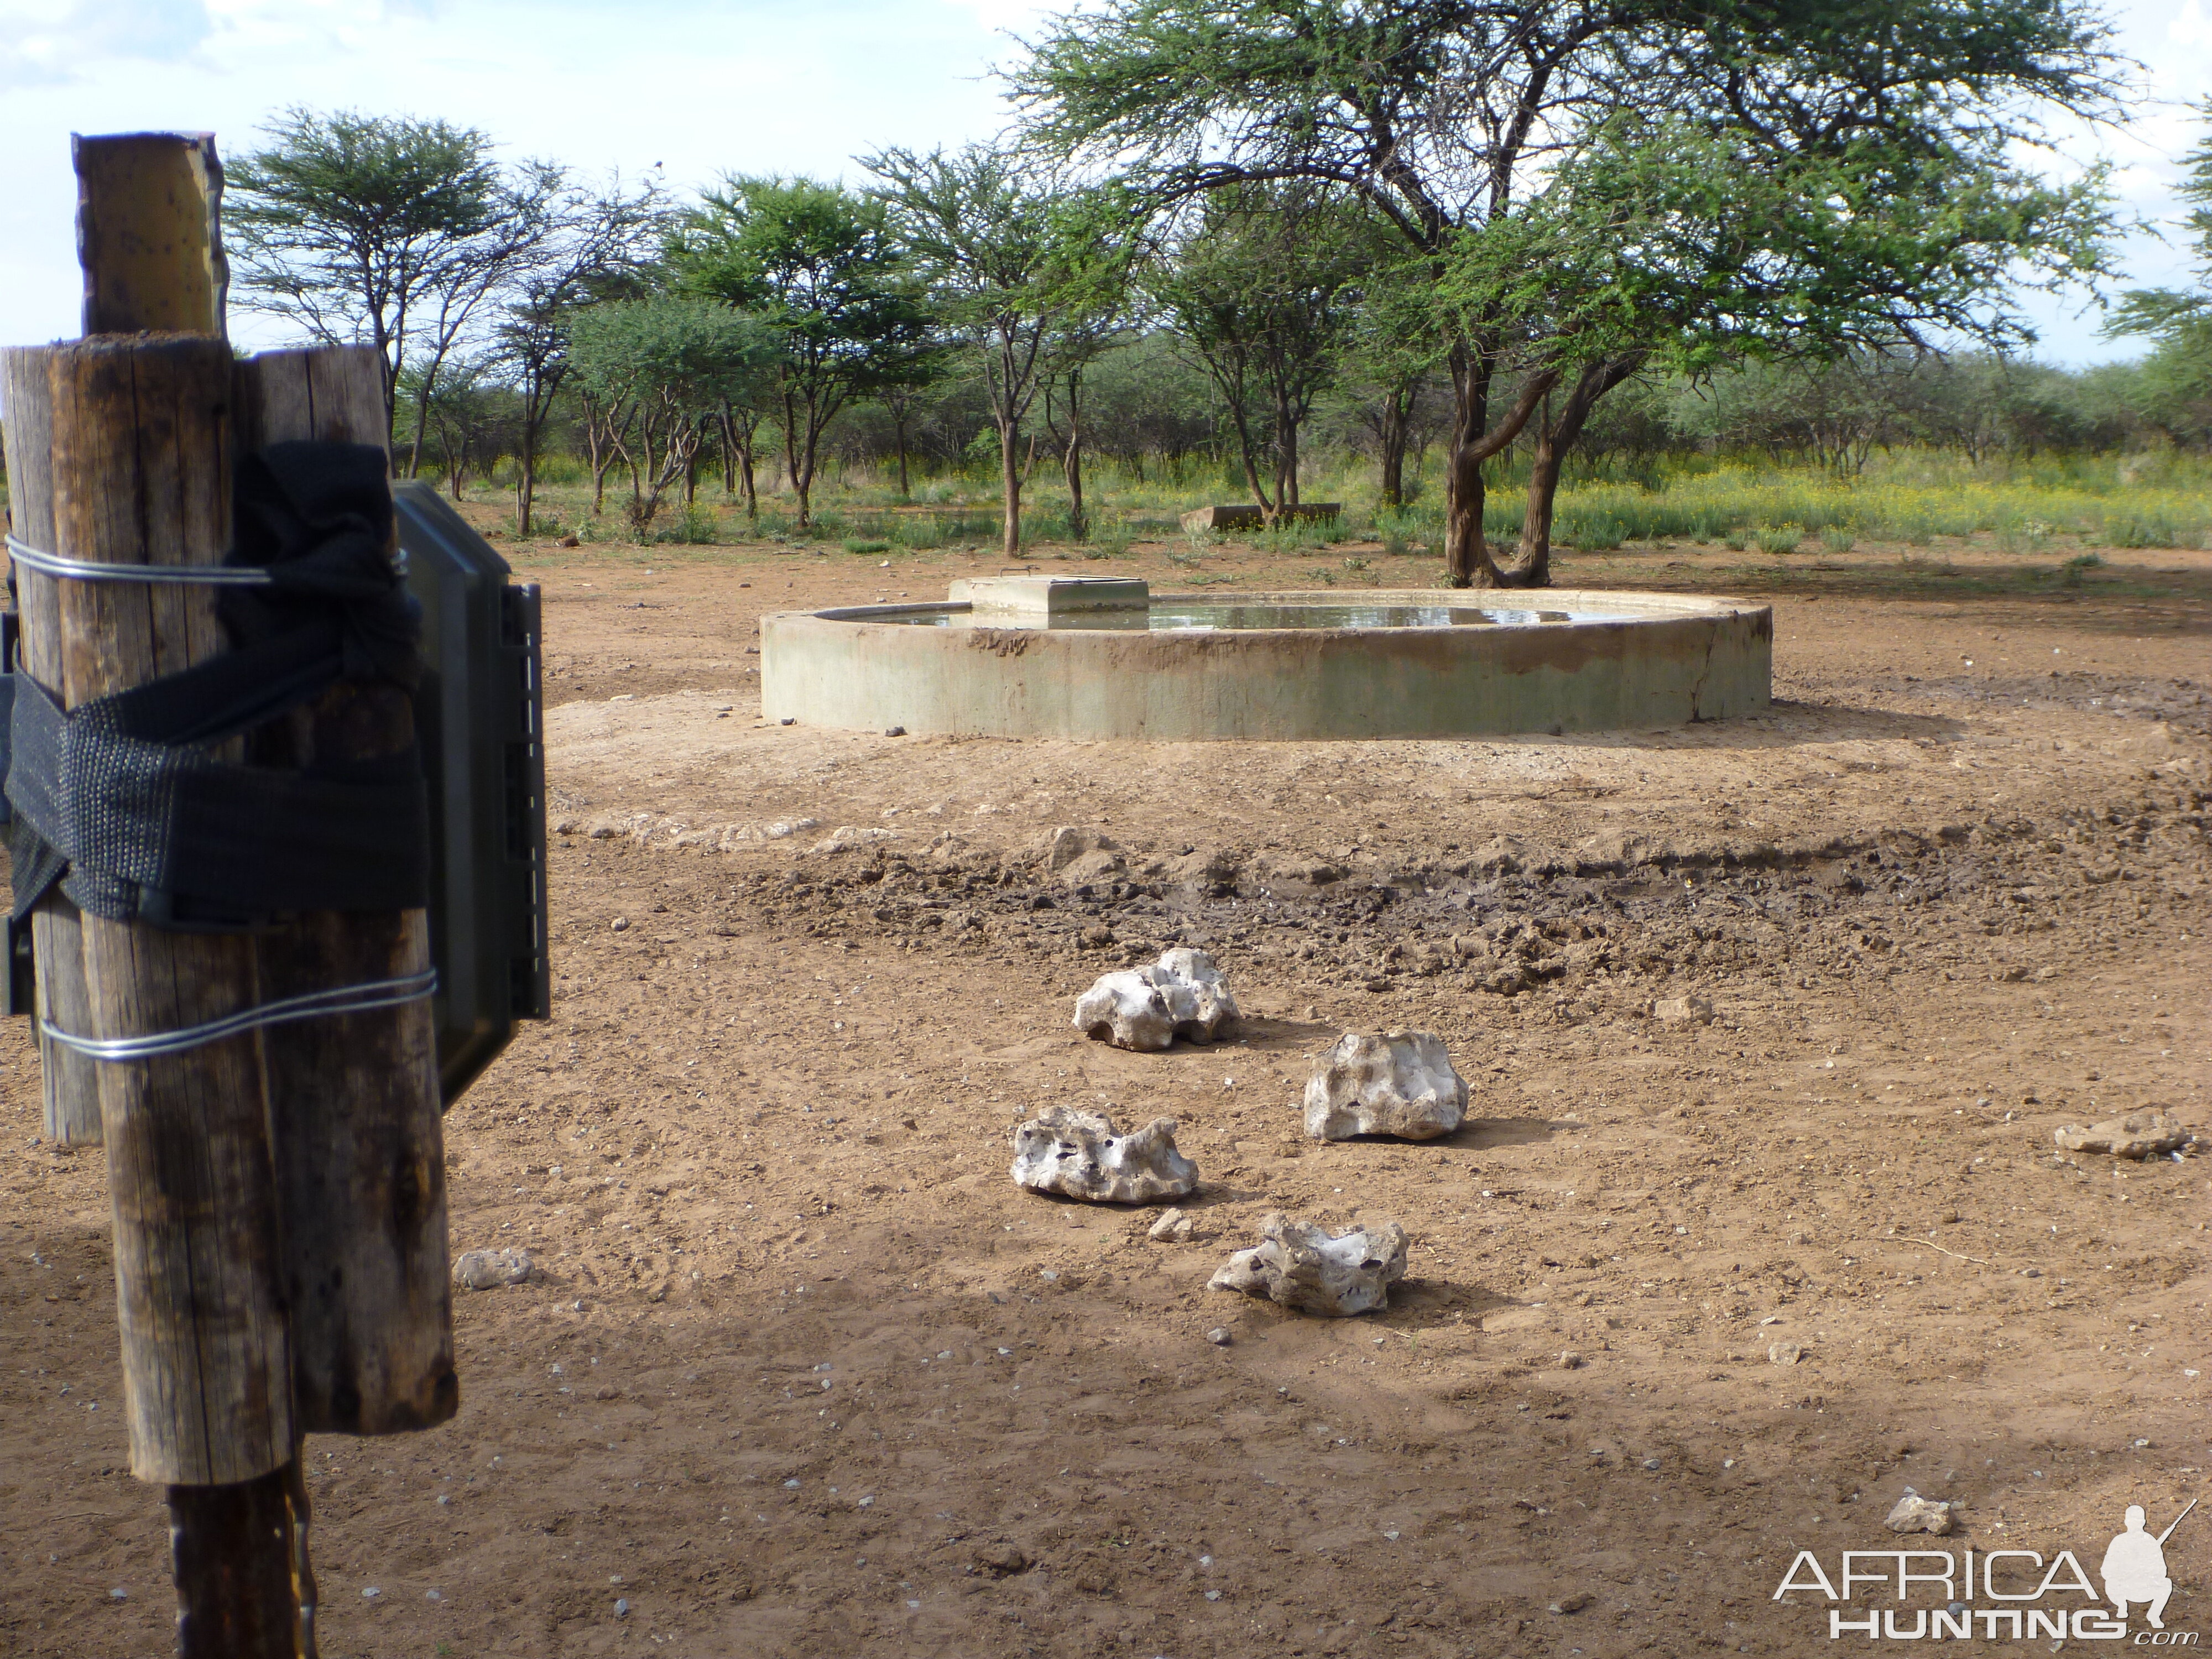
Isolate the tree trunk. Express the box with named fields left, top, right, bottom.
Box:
left=515, top=419, right=539, bottom=538
left=1443, top=353, right=1560, bottom=587
left=1443, top=345, right=1490, bottom=586
left=999, top=418, right=1023, bottom=558
left=891, top=397, right=912, bottom=500
left=784, top=392, right=814, bottom=528
left=1511, top=355, right=1645, bottom=584
left=1061, top=368, right=1086, bottom=543
left=1378, top=387, right=1410, bottom=510
left=1228, top=401, right=1275, bottom=523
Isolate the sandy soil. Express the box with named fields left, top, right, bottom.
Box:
left=3, top=526, right=2207, bottom=1658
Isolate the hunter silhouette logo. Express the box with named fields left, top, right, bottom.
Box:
left=1772, top=1496, right=2199, bottom=1642
left=2106, top=1501, right=2195, bottom=1630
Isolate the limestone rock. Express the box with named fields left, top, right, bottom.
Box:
left=1147, top=1210, right=1197, bottom=1243
left=1884, top=1490, right=1958, bottom=1536
left=1304, top=1030, right=1468, bottom=1141
left=1072, top=948, right=1239, bottom=1050
left=1654, top=994, right=1714, bottom=1024
left=453, top=1248, right=534, bottom=1290
left=2053, top=1110, right=2195, bottom=1160
left=1208, top=1212, right=1408, bottom=1317
left=1011, top=1107, right=1199, bottom=1204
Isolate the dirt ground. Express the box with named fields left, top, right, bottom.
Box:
left=3, top=526, right=2207, bottom=1658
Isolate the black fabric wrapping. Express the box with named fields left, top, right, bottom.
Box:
left=3, top=441, right=429, bottom=930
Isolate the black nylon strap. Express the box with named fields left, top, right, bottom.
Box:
left=2, top=441, right=429, bottom=931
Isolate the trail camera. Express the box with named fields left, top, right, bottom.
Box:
left=1, top=487, right=547, bottom=1098
left=393, top=483, right=550, bottom=1104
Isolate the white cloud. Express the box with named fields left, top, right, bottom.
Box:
left=0, top=0, right=214, bottom=82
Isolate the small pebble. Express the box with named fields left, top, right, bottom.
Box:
left=884, top=726, right=907, bottom=738
left=1204, top=1589, right=1222, bottom=1601
left=108, top=1588, right=127, bottom=1601
left=425, top=1589, right=442, bottom=1601
left=610, top=917, right=629, bottom=933
left=614, top=1598, right=629, bottom=1618
left=1641, top=1458, right=1662, bottom=1470
left=1205, top=1327, right=1232, bottom=1347
left=783, top=1478, right=800, bottom=1489
left=362, top=1587, right=380, bottom=1599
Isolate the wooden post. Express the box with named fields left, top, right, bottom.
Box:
left=74, top=131, right=228, bottom=339
left=12, top=133, right=311, bottom=1659
left=2, top=132, right=229, bottom=1147
left=0, top=353, right=102, bottom=1144
left=235, top=346, right=457, bottom=1436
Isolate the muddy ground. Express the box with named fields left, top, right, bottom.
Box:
left=3, top=528, right=2207, bottom=1658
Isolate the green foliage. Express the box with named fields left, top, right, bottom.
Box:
left=1017, top=0, right=2126, bottom=578
left=842, top=538, right=893, bottom=555
left=228, top=106, right=563, bottom=456
left=567, top=296, right=775, bottom=533
left=666, top=176, right=933, bottom=522
left=1143, top=184, right=1381, bottom=514
left=655, top=503, right=721, bottom=545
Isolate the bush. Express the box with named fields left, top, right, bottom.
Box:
left=2104, top=512, right=2176, bottom=549
left=843, top=537, right=893, bottom=555
left=1753, top=524, right=1803, bottom=555
left=1818, top=525, right=1855, bottom=554
left=654, top=503, right=720, bottom=545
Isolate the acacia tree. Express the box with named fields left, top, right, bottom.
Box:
left=2104, top=100, right=2212, bottom=445
left=397, top=355, right=513, bottom=500
left=567, top=297, right=775, bottom=535
left=865, top=147, right=1121, bottom=555
left=227, top=106, right=561, bottom=468
left=493, top=171, right=667, bottom=535
left=1146, top=184, right=1374, bottom=519
left=665, top=178, right=931, bottom=526
left=1016, top=0, right=2122, bottom=585
left=1436, top=111, right=2114, bottom=577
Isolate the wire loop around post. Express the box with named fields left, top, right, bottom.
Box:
left=7, top=534, right=275, bottom=587
left=39, top=969, right=436, bottom=1062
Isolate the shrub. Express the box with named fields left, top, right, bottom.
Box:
left=654, top=503, right=719, bottom=545
left=1753, top=524, right=1802, bottom=555
left=843, top=537, right=893, bottom=555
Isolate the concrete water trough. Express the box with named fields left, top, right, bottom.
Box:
left=760, top=577, right=1771, bottom=741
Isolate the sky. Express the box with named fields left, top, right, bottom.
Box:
left=1, top=0, right=2207, bottom=364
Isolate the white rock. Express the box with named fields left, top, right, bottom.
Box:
left=1303, top=1030, right=1468, bottom=1141
left=2052, top=1110, right=2195, bottom=1160
left=1147, top=1210, right=1197, bottom=1243
left=812, top=825, right=896, bottom=854
left=1654, top=994, right=1714, bottom=1024
left=1208, top=1212, right=1408, bottom=1317
left=1010, top=1107, right=1199, bottom=1204
left=452, top=1248, right=534, bottom=1290
left=1073, top=948, right=1239, bottom=1051
left=1884, top=1489, right=1958, bottom=1536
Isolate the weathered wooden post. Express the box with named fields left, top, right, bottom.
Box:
left=2, top=131, right=457, bottom=1658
